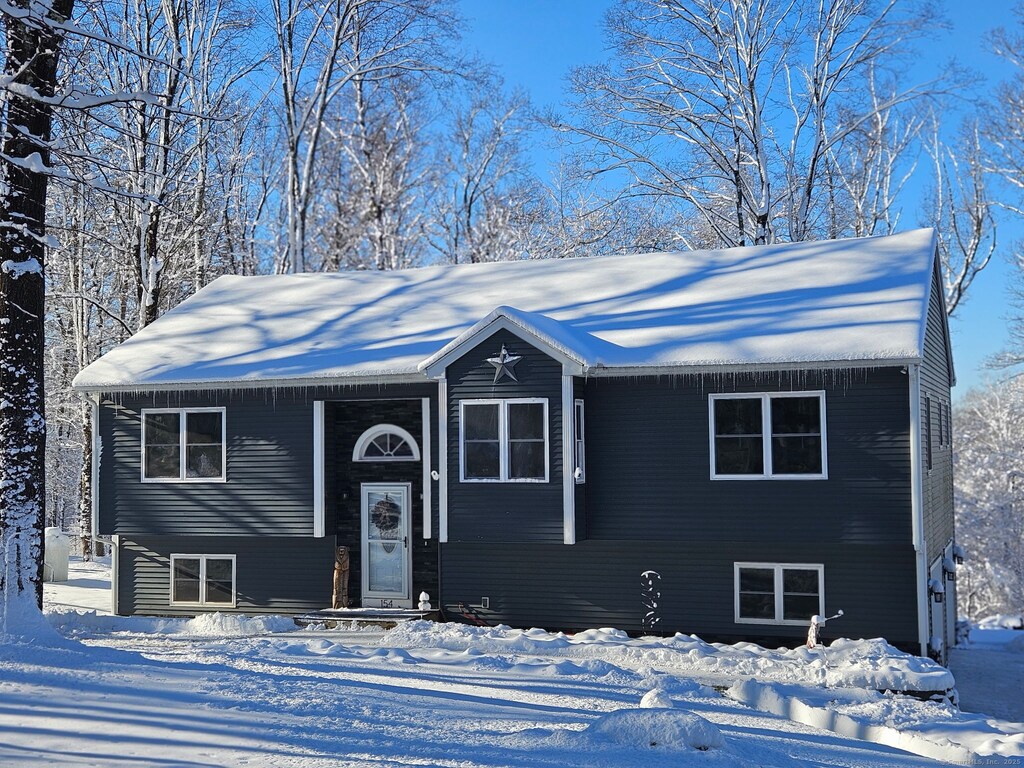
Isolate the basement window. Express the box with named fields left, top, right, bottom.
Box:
left=170, top=554, right=236, bottom=607
left=735, top=562, right=824, bottom=625
left=142, top=408, right=225, bottom=481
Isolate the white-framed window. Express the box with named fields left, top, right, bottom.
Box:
left=169, top=554, right=236, bottom=607
left=460, top=398, right=548, bottom=482
left=142, top=408, right=226, bottom=482
left=352, top=423, right=421, bottom=462
left=574, top=398, right=586, bottom=484
left=709, top=392, right=827, bottom=479
left=735, top=562, right=824, bottom=625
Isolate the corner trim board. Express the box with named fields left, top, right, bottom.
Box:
left=909, top=364, right=929, bottom=657
left=89, top=394, right=100, bottom=545
left=313, top=401, right=325, bottom=538
left=111, top=536, right=119, bottom=616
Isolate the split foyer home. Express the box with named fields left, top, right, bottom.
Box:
left=72, top=228, right=958, bottom=660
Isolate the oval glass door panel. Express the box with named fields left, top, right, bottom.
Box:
left=362, top=484, right=409, bottom=599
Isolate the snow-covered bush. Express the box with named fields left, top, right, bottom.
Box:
left=954, top=380, right=1024, bottom=619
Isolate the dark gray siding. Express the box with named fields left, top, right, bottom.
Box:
left=919, top=261, right=956, bottom=658
left=442, top=541, right=919, bottom=651
left=326, top=398, right=438, bottom=605
left=442, top=367, right=920, bottom=646
left=118, top=535, right=336, bottom=615
left=99, top=392, right=313, bottom=536
left=920, top=263, right=955, bottom=560
left=585, top=368, right=912, bottom=544
left=98, top=384, right=435, bottom=538
left=446, top=329, right=564, bottom=542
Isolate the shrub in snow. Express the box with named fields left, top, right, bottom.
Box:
left=977, top=614, right=1024, bottom=630
left=1008, top=634, right=1024, bottom=654
left=587, top=708, right=724, bottom=751
left=639, top=689, right=674, bottom=709
left=177, top=612, right=296, bottom=637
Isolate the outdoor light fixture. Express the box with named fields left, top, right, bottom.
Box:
left=929, top=578, right=945, bottom=604
left=953, top=543, right=966, bottom=565
left=944, top=555, right=957, bottom=582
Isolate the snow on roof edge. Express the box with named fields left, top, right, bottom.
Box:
left=73, top=355, right=924, bottom=394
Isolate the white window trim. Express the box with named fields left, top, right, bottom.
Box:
left=169, top=553, right=237, bottom=608
left=459, top=398, right=549, bottom=483
left=709, top=392, right=827, bottom=480
left=352, top=423, right=421, bottom=462
left=313, top=401, right=325, bottom=538
left=573, top=398, right=586, bottom=484
left=141, top=407, right=226, bottom=483
left=734, top=562, right=824, bottom=626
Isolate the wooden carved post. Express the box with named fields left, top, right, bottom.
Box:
left=332, top=546, right=350, bottom=609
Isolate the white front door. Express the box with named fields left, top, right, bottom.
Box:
left=361, top=483, right=412, bottom=608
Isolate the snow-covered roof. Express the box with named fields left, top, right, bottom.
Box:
left=73, top=229, right=941, bottom=392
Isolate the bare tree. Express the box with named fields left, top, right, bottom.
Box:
left=923, top=119, right=997, bottom=317
left=954, top=379, right=1024, bottom=619
left=430, top=86, right=533, bottom=264
left=76, top=0, right=257, bottom=329
left=557, top=0, right=940, bottom=248
left=985, top=7, right=1024, bottom=370
left=41, top=0, right=261, bottom=560
left=829, top=70, right=921, bottom=239
left=1, top=0, right=75, bottom=630
left=270, top=0, right=456, bottom=273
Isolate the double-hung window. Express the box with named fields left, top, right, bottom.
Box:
left=710, top=392, right=826, bottom=479
left=461, top=398, right=548, bottom=482
left=170, top=554, right=236, bottom=606
left=735, top=562, right=824, bottom=625
left=142, top=408, right=225, bottom=481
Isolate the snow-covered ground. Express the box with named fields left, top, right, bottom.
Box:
left=949, top=620, right=1024, bottom=724
left=0, top=559, right=1018, bottom=766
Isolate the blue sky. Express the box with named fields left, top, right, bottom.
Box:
left=457, top=0, right=1020, bottom=396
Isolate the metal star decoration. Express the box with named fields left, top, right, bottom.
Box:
left=486, top=344, right=522, bottom=383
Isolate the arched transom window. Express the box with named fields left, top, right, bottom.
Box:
left=353, top=424, right=421, bottom=462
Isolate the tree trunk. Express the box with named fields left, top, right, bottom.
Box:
left=78, top=404, right=95, bottom=559
left=0, top=0, right=74, bottom=629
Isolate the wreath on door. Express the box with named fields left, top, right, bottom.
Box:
left=371, top=495, right=401, bottom=553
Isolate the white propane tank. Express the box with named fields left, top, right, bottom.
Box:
left=44, top=527, right=70, bottom=582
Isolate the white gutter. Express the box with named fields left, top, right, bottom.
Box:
left=909, top=364, right=929, bottom=657
left=583, top=357, right=923, bottom=378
